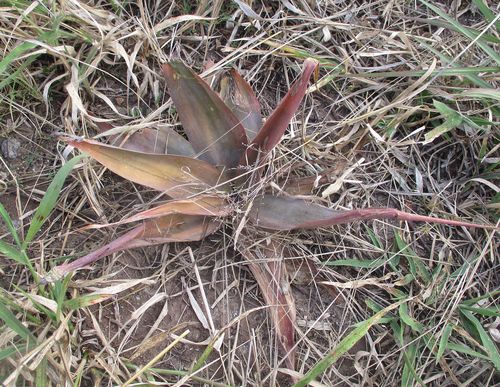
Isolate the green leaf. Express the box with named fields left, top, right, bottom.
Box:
left=459, top=307, right=500, bottom=371
left=292, top=299, right=405, bottom=387
left=421, top=0, right=500, bottom=66
left=0, top=302, right=36, bottom=343
left=22, top=154, right=86, bottom=249
left=162, top=60, right=248, bottom=172
left=394, top=230, right=430, bottom=283
left=0, top=345, right=27, bottom=361
left=63, top=294, right=114, bottom=310
left=458, top=88, right=500, bottom=101
left=424, top=101, right=464, bottom=143
left=323, top=259, right=383, bottom=268
left=471, top=0, right=500, bottom=33
left=436, top=323, right=453, bottom=362
left=399, top=302, right=424, bottom=333
left=0, top=240, right=28, bottom=265
left=0, top=202, right=21, bottom=248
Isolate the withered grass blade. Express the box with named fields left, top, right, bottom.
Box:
left=239, top=58, right=319, bottom=168
left=162, top=60, right=248, bottom=171
left=220, top=69, right=262, bottom=142
left=61, top=136, right=229, bottom=198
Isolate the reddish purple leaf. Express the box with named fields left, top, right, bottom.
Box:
left=94, top=120, right=196, bottom=157
left=40, top=214, right=221, bottom=284
left=240, top=237, right=296, bottom=370
left=81, top=195, right=231, bottom=230
left=239, top=58, right=319, bottom=169
left=220, top=69, right=262, bottom=141
left=249, top=195, right=498, bottom=231
left=162, top=60, right=248, bottom=171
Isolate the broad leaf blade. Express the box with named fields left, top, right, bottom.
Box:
left=82, top=195, right=231, bottom=230
left=93, top=118, right=196, bottom=156
left=220, top=69, right=262, bottom=141
left=40, top=214, right=221, bottom=284
left=61, top=137, right=229, bottom=198
left=239, top=58, right=319, bottom=168
left=248, top=195, right=343, bottom=230
left=162, top=60, right=248, bottom=171
left=249, top=195, right=498, bottom=231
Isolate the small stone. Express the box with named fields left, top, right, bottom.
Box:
left=1, top=138, right=20, bottom=159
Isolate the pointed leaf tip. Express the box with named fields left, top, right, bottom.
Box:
left=62, top=136, right=229, bottom=198
left=162, top=60, right=248, bottom=172
left=239, top=58, right=319, bottom=169
left=220, top=69, right=263, bottom=141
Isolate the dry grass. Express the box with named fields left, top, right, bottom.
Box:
left=1, top=0, right=500, bottom=386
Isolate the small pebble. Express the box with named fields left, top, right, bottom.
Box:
left=1, top=138, right=20, bottom=159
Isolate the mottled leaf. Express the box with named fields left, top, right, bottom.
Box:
left=162, top=60, right=248, bottom=171
left=220, top=69, right=262, bottom=141
left=250, top=195, right=499, bottom=231
left=40, top=214, right=221, bottom=284
left=60, top=136, right=229, bottom=199
left=239, top=58, right=319, bottom=168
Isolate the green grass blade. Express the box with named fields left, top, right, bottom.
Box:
left=323, top=259, right=382, bottom=268
left=471, top=0, right=500, bottom=32
left=459, top=307, right=500, bottom=371
left=0, top=302, right=36, bottom=343
left=399, top=302, right=423, bottom=333
left=0, top=345, right=26, bottom=361
left=0, top=240, right=28, bottom=265
left=437, top=323, right=453, bottom=362
left=0, top=202, right=21, bottom=248
left=292, top=299, right=405, bottom=387
left=421, top=0, right=500, bottom=66
left=394, top=230, right=430, bottom=282
left=22, top=154, right=86, bottom=249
